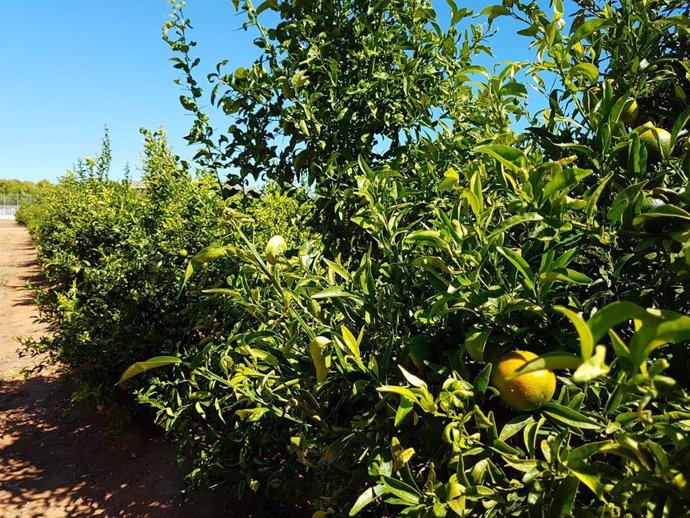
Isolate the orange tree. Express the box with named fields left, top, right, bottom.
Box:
left=120, top=0, right=690, bottom=515
left=20, top=127, right=319, bottom=418
left=164, top=0, right=513, bottom=252
left=18, top=131, right=231, bottom=398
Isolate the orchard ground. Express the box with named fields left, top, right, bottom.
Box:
left=0, top=220, right=303, bottom=518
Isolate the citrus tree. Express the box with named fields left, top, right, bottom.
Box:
left=164, top=0, right=521, bottom=250
left=21, top=126, right=319, bottom=416
left=20, top=0, right=690, bottom=515
left=117, top=0, right=690, bottom=516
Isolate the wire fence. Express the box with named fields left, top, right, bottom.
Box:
left=0, top=194, right=32, bottom=220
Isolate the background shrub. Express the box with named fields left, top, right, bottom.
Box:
left=22, top=129, right=315, bottom=400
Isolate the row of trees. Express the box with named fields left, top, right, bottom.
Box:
left=21, top=0, right=690, bottom=516
left=0, top=179, right=53, bottom=196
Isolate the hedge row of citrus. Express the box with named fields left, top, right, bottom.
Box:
left=21, top=0, right=690, bottom=516
left=18, top=129, right=314, bottom=407
left=133, top=0, right=690, bottom=515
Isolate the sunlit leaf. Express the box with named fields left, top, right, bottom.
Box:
left=508, top=351, right=582, bottom=379
left=572, top=345, right=609, bottom=382
left=554, top=306, right=595, bottom=360
left=117, top=356, right=182, bottom=385
left=349, top=485, right=387, bottom=516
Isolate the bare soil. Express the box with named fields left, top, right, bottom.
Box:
left=0, top=221, right=303, bottom=518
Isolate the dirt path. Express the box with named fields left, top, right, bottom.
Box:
left=0, top=221, right=47, bottom=379
left=0, top=221, right=298, bottom=518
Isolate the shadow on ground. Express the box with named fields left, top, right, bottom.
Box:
left=0, top=375, right=307, bottom=518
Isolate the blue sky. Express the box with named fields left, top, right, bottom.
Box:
left=0, top=1, right=546, bottom=183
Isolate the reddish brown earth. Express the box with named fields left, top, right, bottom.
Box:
left=0, top=221, right=303, bottom=518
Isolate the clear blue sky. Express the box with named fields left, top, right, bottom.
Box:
left=0, top=1, right=546, bottom=183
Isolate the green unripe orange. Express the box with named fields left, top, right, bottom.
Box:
left=491, top=350, right=556, bottom=411
left=633, top=122, right=672, bottom=160
left=620, top=99, right=639, bottom=126
left=265, top=235, right=287, bottom=265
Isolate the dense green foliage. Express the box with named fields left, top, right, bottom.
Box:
left=2, top=178, right=54, bottom=211
left=20, top=130, right=224, bottom=389
left=21, top=0, right=690, bottom=516
left=165, top=0, right=515, bottom=250
left=21, top=129, right=314, bottom=397
left=0, top=178, right=54, bottom=196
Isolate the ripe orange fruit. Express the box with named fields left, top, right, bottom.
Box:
left=491, top=350, right=556, bottom=411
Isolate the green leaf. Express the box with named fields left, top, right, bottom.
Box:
left=554, top=306, right=595, bottom=360
left=500, top=81, right=528, bottom=98
left=588, top=301, right=648, bottom=344
left=324, top=258, right=351, bottom=281
left=310, top=336, right=332, bottom=383
left=439, top=167, right=459, bottom=190
left=566, top=441, right=611, bottom=463
left=633, top=204, right=690, bottom=228
left=312, top=287, right=363, bottom=301
left=117, top=356, right=182, bottom=385
left=489, top=213, right=544, bottom=238
left=499, top=414, right=535, bottom=442
left=567, top=467, right=604, bottom=500
left=542, top=167, right=592, bottom=201
left=341, top=326, right=362, bottom=361
left=398, top=365, right=427, bottom=388
left=568, top=19, right=609, bottom=48
left=496, top=246, right=535, bottom=291
left=349, top=485, right=387, bottom=516
left=405, top=230, right=449, bottom=250
left=473, top=363, right=492, bottom=394
left=254, top=0, right=278, bottom=15
left=609, top=93, right=632, bottom=125
left=626, top=133, right=647, bottom=175
left=182, top=245, right=236, bottom=287
left=568, top=63, right=599, bottom=84
left=628, top=309, right=690, bottom=367
left=465, top=329, right=491, bottom=362
left=656, top=15, right=690, bottom=30
left=543, top=402, right=603, bottom=431
left=377, top=385, right=419, bottom=402
left=436, top=209, right=464, bottom=245
left=607, top=329, right=630, bottom=359
left=572, top=345, right=610, bottom=382
left=508, top=351, right=582, bottom=379
left=412, top=256, right=450, bottom=274
left=585, top=173, right=613, bottom=224
left=553, top=248, right=578, bottom=269
left=538, top=270, right=592, bottom=286
left=380, top=476, right=422, bottom=505
left=460, top=188, right=482, bottom=218
left=476, top=145, right=528, bottom=172
left=470, top=170, right=484, bottom=215
left=394, top=397, right=414, bottom=427
left=458, top=65, right=490, bottom=79
left=235, top=407, right=269, bottom=421
left=549, top=475, right=580, bottom=518
left=479, top=5, right=511, bottom=22
left=563, top=269, right=593, bottom=285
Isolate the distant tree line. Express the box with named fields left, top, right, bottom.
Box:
left=0, top=179, right=54, bottom=198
